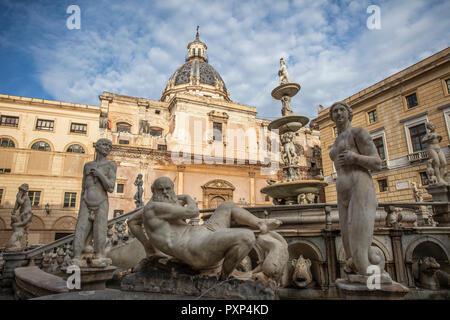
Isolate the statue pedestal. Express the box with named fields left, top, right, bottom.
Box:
left=121, top=256, right=276, bottom=300
left=425, top=184, right=450, bottom=226
left=61, top=266, right=116, bottom=291
left=335, top=279, right=409, bottom=300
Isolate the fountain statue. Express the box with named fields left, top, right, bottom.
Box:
left=5, top=184, right=33, bottom=252
left=72, top=138, right=117, bottom=268
left=260, top=58, right=327, bottom=204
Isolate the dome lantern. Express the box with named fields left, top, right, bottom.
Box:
left=186, top=26, right=208, bottom=62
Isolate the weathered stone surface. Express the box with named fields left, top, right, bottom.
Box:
left=121, top=257, right=276, bottom=300
left=60, top=265, right=116, bottom=291
left=13, top=266, right=68, bottom=299
left=336, top=279, right=409, bottom=300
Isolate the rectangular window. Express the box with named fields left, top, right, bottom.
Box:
left=150, top=128, right=162, bottom=137
left=63, top=192, right=77, bottom=208
left=0, top=169, right=11, bottom=173
left=0, top=115, right=19, bottom=127
left=119, top=139, right=130, bottom=145
left=419, top=172, right=429, bottom=186
left=213, top=122, right=222, bottom=141
left=405, top=93, right=418, bottom=109
left=378, top=179, right=388, bottom=192
left=70, top=123, right=87, bottom=134
left=368, top=110, right=377, bottom=123
left=446, top=79, right=450, bottom=94
left=116, top=123, right=131, bottom=133
left=157, top=144, right=167, bottom=151
left=373, top=137, right=386, bottom=160
left=155, top=110, right=161, bottom=115
left=0, top=189, right=3, bottom=204
left=116, top=184, right=124, bottom=193
left=36, top=119, right=54, bottom=131
left=409, top=123, right=427, bottom=152
left=28, top=190, right=41, bottom=206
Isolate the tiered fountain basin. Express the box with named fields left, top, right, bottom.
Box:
left=268, top=114, right=309, bottom=135
left=271, top=83, right=301, bottom=100
left=260, top=180, right=328, bottom=203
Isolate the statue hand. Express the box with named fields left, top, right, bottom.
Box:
left=338, top=150, right=356, bottom=166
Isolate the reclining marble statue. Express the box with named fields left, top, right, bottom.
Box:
left=128, top=176, right=286, bottom=282
left=72, top=138, right=117, bottom=268
left=5, top=184, right=33, bottom=252
left=329, top=101, right=392, bottom=284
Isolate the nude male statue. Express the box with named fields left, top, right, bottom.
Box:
left=130, top=177, right=282, bottom=280
left=278, top=58, right=290, bottom=84
left=72, top=138, right=117, bottom=268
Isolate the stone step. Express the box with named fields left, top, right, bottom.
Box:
left=14, top=266, right=69, bottom=299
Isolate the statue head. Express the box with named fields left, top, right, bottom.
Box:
left=426, top=122, right=435, bottom=132
left=330, top=101, right=353, bottom=123
left=280, top=58, right=285, bottom=66
left=94, top=138, right=112, bottom=157
left=151, top=177, right=177, bottom=204
left=18, top=183, right=29, bottom=192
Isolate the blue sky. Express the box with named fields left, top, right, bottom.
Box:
left=1, top=0, right=449, bottom=121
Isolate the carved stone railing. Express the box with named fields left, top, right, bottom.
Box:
left=5, top=201, right=448, bottom=275
left=407, top=150, right=429, bottom=162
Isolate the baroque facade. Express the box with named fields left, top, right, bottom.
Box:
left=0, top=32, right=322, bottom=246
left=315, top=47, right=450, bottom=203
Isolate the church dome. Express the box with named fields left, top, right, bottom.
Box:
left=161, top=28, right=230, bottom=102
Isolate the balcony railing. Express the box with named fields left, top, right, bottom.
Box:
left=407, top=150, right=429, bottom=162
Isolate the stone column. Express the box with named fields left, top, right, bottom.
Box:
left=425, top=184, right=450, bottom=226
left=322, top=228, right=339, bottom=287
left=176, top=165, right=185, bottom=194
left=249, top=172, right=255, bottom=206
left=390, top=229, right=408, bottom=285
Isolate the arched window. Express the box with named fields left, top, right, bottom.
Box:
left=31, top=141, right=51, bottom=151
left=0, top=137, right=15, bottom=148
left=116, top=122, right=131, bottom=133
left=66, top=144, right=85, bottom=154
left=209, top=196, right=225, bottom=209
left=149, top=127, right=163, bottom=137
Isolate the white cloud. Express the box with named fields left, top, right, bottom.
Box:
left=2, top=0, right=449, bottom=122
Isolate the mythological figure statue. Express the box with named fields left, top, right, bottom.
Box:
left=72, top=138, right=117, bottom=268
left=278, top=58, right=290, bottom=84
left=134, top=174, right=144, bottom=208
left=329, top=102, right=392, bottom=284
left=281, top=96, right=293, bottom=116
left=280, top=132, right=297, bottom=166
left=129, top=177, right=284, bottom=280
left=422, top=122, right=448, bottom=185
left=5, top=184, right=33, bottom=252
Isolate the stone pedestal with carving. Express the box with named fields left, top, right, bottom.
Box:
left=336, top=279, right=409, bottom=300
left=426, top=184, right=450, bottom=226
left=61, top=266, right=116, bottom=291
left=121, top=256, right=276, bottom=300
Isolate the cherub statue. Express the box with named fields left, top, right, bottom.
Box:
left=278, top=58, right=290, bottom=84
left=280, top=132, right=297, bottom=166
left=426, top=159, right=438, bottom=185
left=281, top=96, right=293, bottom=116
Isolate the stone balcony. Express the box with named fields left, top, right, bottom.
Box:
left=407, top=150, right=429, bottom=162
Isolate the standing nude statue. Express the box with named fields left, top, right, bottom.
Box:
left=131, top=177, right=282, bottom=280
left=72, top=138, right=117, bottom=268
left=422, top=122, right=448, bottom=185
left=278, top=58, right=290, bottom=84
left=5, top=184, right=33, bottom=252
left=134, top=173, right=144, bottom=208
left=329, top=102, right=392, bottom=283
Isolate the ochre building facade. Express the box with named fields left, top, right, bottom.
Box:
left=315, top=47, right=450, bottom=203
left=0, top=33, right=322, bottom=245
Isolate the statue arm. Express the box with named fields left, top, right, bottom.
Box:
left=150, top=199, right=199, bottom=221
left=353, top=127, right=382, bottom=170
left=97, top=162, right=117, bottom=193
